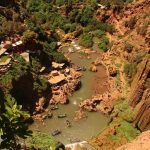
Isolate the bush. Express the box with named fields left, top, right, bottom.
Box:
left=124, top=42, right=133, bottom=53
left=98, top=36, right=109, bottom=52
left=0, top=95, right=31, bottom=150
left=31, top=57, right=42, bottom=72
left=63, top=23, right=76, bottom=33
left=115, top=120, right=140, bottom=141
left=80, top=6, right=93, bottom=26
left=113, top=99, right=137, bottom=122
left=79, top=33, right=93, bottom=48
left=83, top=25, right=96, bottom=33
left=95, top=22, right=115, bottom=34
left=94, top=30, right=105, bottom=38
left=125, top=16, right=137, bottom=29
left=21, top=30, right=37, bottom=43
left=26, top=132, right=64, bottom=150
left=124, top=63, right=137, bottom=78
left=52, top=52, right=68, bottom=63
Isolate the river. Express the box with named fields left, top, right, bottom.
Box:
left=30, top=38, right=109, bottom=144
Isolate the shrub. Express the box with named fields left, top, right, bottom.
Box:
left=125, top=16, right=137, bottom=29
left=83, top=25, right=96, bottom=33
left=79, top=33, right=93, bottom=48
left=98, top=36, right=109, bottom=52
left=113, top=99, right=138, bottom=122
left=124, top=42, right=133, bottom=53
left=95, top=22, right=115, bottom=34
left=52, top=52, right=68, bottom=63
left=21, top=30, right=37, bottom=43
left=0, top=94, right=31, bottom=150
left=31, top=57, right=42, bottom=72
left=63, top=23, right=76, bottom=33
left=80, top=6, right=93, bottom=26
left=124, top=63, right=137, bottom=78
left=26, top=132, right=64, bottom=150
left=116, top=120, right=140, bottom=141
left=99, top=42, right=108, bottom=52
left=94, top=30, right=105, bottom=38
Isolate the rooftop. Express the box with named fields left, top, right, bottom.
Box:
left=48, top=71, right=65, bottom=84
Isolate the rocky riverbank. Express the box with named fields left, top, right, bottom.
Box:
left=32, top=64, right=82, bottom=121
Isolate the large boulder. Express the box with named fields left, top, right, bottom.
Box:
left=79, top=94, right=113, bottom=114
left=90, top=65, right=97, bottom=72
left=74, top=110, right=87, bottom=121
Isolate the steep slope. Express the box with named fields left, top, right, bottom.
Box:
left=117, top=130, right=150, bottom=150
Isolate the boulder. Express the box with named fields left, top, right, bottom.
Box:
left=108, top=66, right=117, bottom=77
left=79, top=94, right=113, bottom=114
left=52, top=93, right=69, bottom=104
left=90, top=65, right=97, bottom=72
left=74, top=110, right=87, bottom=121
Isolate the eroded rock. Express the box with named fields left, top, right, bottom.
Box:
left=74, top=110, right=87, bottom=121
left=79, top=94, right=113, bottom=114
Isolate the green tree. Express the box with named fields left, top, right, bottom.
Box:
left=79, top=33, right=93, bottom=48
left=0, top=94, right=31, bottom=150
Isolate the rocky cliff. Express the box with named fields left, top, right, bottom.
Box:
left=129, top=58, right=150, bottom=107
left=133, top=89, right=150, bottom=131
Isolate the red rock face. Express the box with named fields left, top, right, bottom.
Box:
left=133, top=89, right=150, bottom=131
left=129, top=58, right=150, bottom=107
left=129, top=58, right=150, bottom=131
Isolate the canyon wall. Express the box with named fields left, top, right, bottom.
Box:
left=129, top=58, right=150, bottom=107
left=129, top=57, right=150, bottom=131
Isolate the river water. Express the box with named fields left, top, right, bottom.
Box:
left=30, top=38, right=109, bottom=144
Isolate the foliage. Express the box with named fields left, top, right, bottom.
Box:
left=31, top=56, right=42, bottom=72
left=124, top=42, right=133, bottom=53
left=108, top=120, right=140, bottom=141
left=80, top=6, right=94, bottom=26
left=79, top=33, right=93, bottom=48
left=94, top=30, right=105, bottom=38
left=33, top=76, right=50, bottom=97
left=0, top=94, right=31, bottom=150
left=43, top=42, right=67, bottom=64
left=113, top=99, right=138, bottom=122
left=63, top=23, right=76, bottom=33
left=124, top=63, right=137, bottom=78
left=21, top=30, right=37, bottom=43
left=98, top=36, right=109, bottom=52
left=26, top=131, right=64, bottom=150
left=0, top=55, right=30, bottom=89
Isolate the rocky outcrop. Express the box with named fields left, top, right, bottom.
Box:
left=108, top=66, right=117, bottom=77
left=74, top=110, right=87, bottom=121
left=79, top=93, right=113, bottom=114
left=49, top=68, right=81, bottom=105
left=133, top=89, right=150, bottom=131
left=129, top=58, right=150, bottom=107
left=90, top=65, right=97, bottom=72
